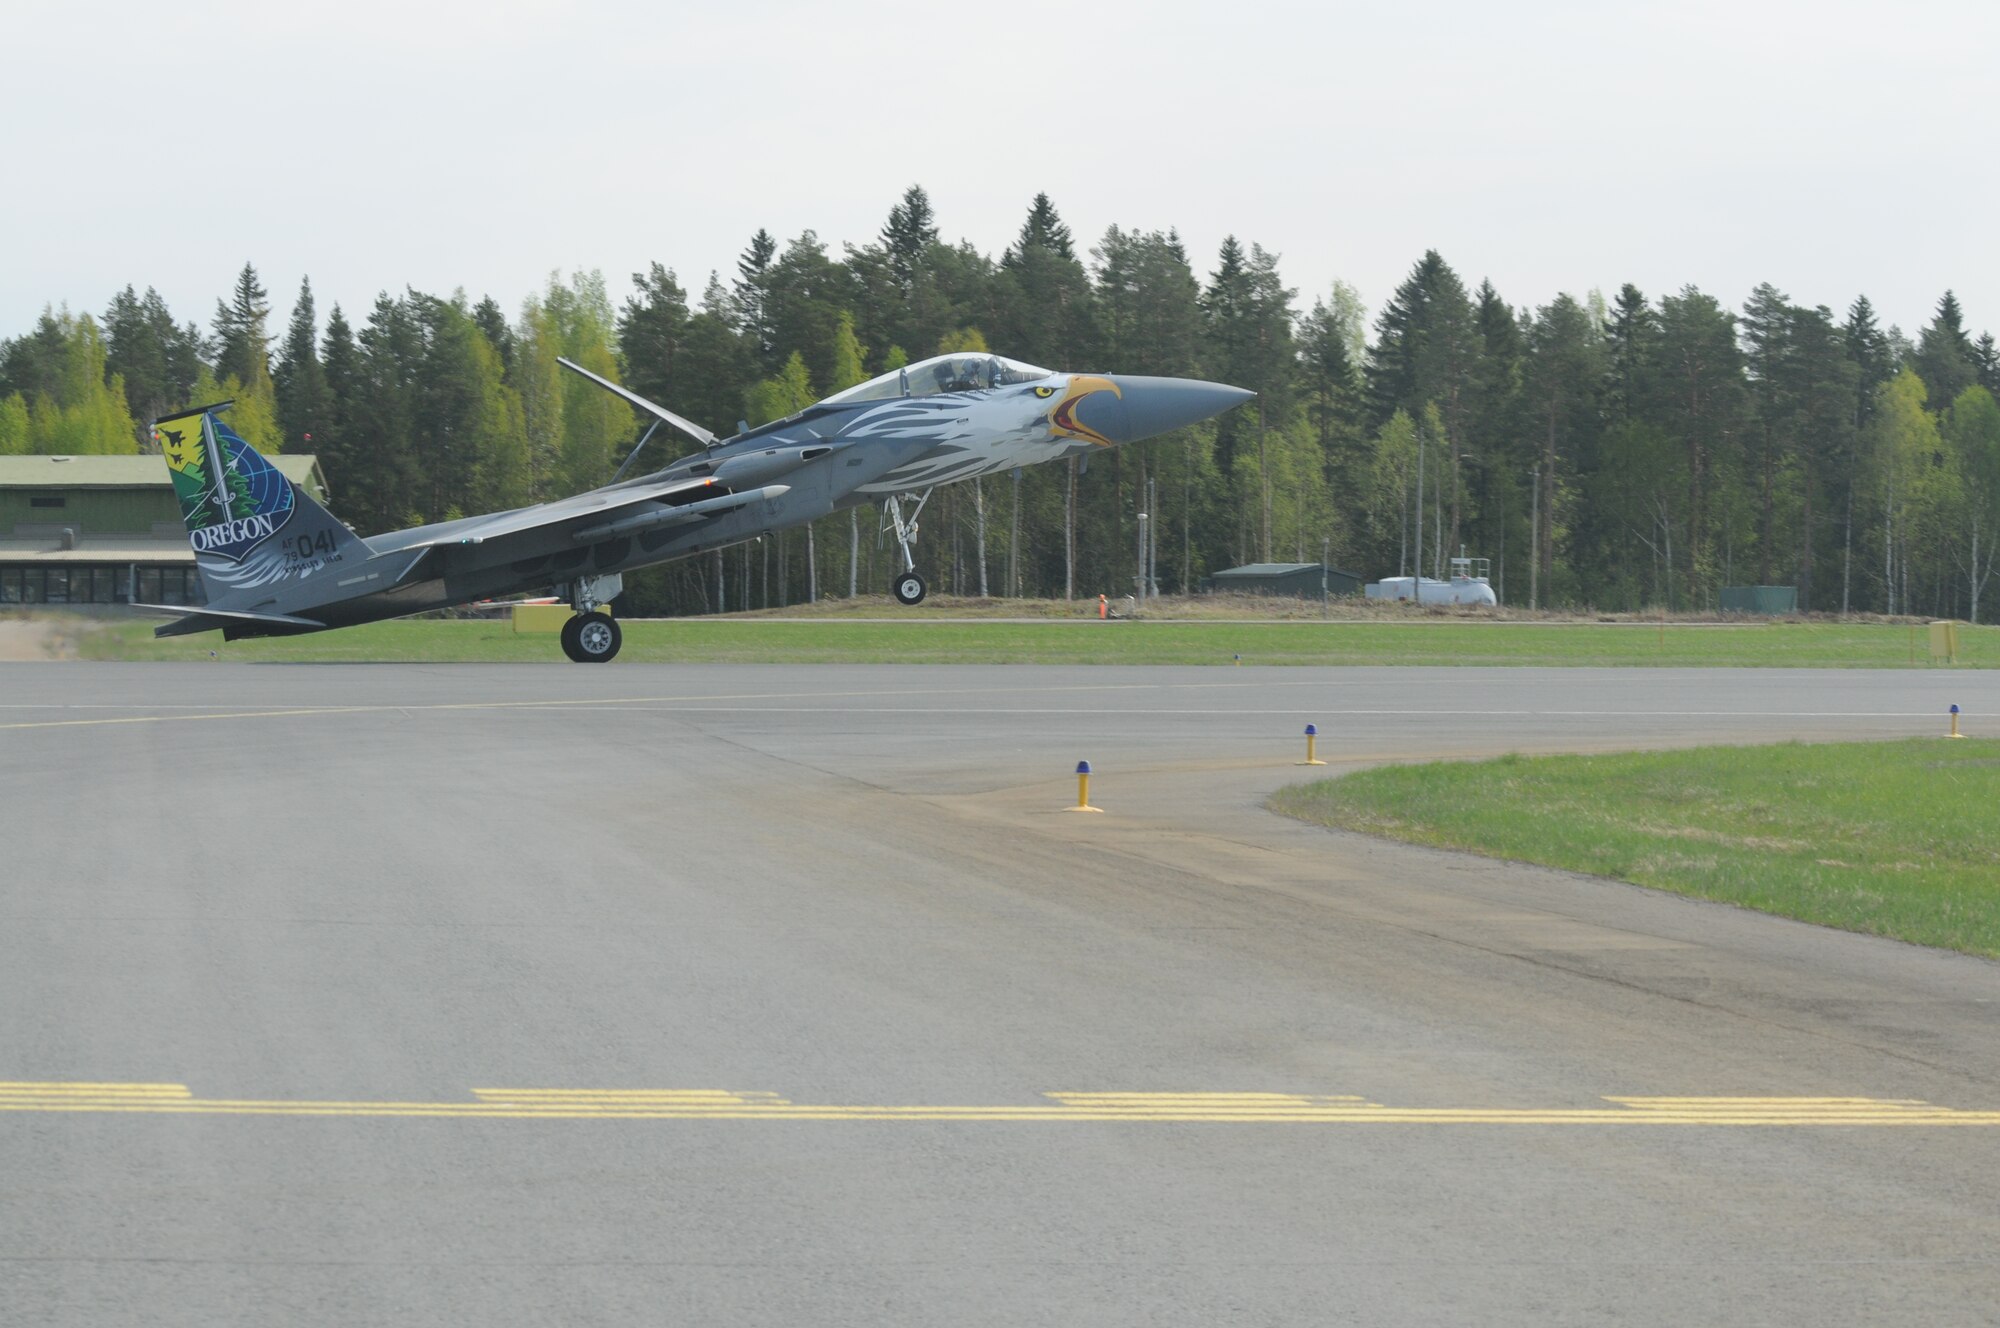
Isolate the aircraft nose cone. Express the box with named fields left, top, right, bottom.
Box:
left=1074, top=376, right=1256, bottom=444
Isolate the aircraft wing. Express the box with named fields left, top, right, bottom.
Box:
left=385, top=476, right=741, bottom=550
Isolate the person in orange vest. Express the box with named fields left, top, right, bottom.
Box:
left=1098, top=594, right=1108, bottom=619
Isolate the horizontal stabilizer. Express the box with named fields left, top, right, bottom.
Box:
left=151, top=399, right=236, bottom=426
left=557, top=357, right=716, bottom=447
left=138, top=604, right=327, bottom=638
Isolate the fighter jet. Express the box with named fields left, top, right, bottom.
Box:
left=146, top=353, right=1252, bottom=661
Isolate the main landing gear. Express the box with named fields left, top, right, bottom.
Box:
left=559, top=574, right=623, bottom=663
left=561, top=612, right=621, bottom=663
left=883, top=490, right=932, bottom=606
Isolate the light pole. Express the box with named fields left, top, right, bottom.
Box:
left=1413, top=423, right=1426, bottom=601
left=1529, top=462, right=1539, bottom=612
left=1136, top=511, right=1148, bottom=606
left=1147, top=477, right=1158, bottom=598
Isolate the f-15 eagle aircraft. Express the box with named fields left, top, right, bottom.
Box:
left=146, top=353, right=1252, bottom=661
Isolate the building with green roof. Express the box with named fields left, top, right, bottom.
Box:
left=0, top=453, right=329, bottom=607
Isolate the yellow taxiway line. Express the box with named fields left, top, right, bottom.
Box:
left=1, top=1083, right=1996, bottom=1126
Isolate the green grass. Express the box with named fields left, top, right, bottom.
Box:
left=64, top=614, right=2000, bottom=667
left=1270, top=739, right=2000, bottom=957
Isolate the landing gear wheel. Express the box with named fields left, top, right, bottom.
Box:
left=562, top=611, right=622, bottom=663
left=893, top=571, right=928, bottom=606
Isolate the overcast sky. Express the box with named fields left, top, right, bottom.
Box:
left=6, top=0, right=1994, bottom=352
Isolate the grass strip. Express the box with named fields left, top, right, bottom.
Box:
left=1269, top=739, right=2000, bottom=958
left=65, top=616, right=2000, bottom=668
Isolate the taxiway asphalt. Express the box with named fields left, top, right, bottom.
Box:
left=3, top=663, right=1998, bottom=1324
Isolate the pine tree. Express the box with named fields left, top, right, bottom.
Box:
left=344, top=293, right=420, bottom=526
left=274, top=277, right=332, bottom=452
left=104, top=286, right=170, bottom=434
left=1656, top=287, right=1744, bottom=604
left=1200, top=236, right=1253, bottom=472
left=994, top=195, right=1097, bottom=369
left=1602, top=283, right=1657, bottom=422
left=318, top=304, right=361, bottom=493
left=212, top=263, right=272, bottom=390
left=1523, top=294, right=1603, bottom=603
left=1740, top=282, right=1794, bottom=585
left=101, top=287, right=203, bottom=431
left=1364, top=250, right=1451, bottom=429
left=1004, top=192, right=1074, bottom=264
left=1299, top=295, right=1359, bottom=457
left=880, top=185, right=938, bottom=289
left=672, top=274, right=755, bottom=436
left=1202, top=240, right=1295, bottom=559
left=472, top=296, right=515, bottom=375
left=763, top=232, right=851, bottom=393
left=1408, top=260, right=1476, bottom=558
left=1914, top=290, right=1978, bottom=406
left=0, top=309, right=71, bottom=402
left=1785, top=303, right=1858, bottom=610
left=733, top=229, right=778, bottom=372
left=619, top=262, right=691, bottom=411
left=1464, top=280, right=1530, bottom=596
left=1843, top=296, right=1894, bottom=420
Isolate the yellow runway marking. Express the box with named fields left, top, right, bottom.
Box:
left=2, top=1083, right=1997, bottom=1125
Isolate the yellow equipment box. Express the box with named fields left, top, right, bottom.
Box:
left=513, top=604, right=583, bottom=634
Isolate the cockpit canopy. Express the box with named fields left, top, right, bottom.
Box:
left=823, top=353, right=1055, bottom=405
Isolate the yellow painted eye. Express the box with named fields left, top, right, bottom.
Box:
left=1033, top=385, right=1056, bottom=398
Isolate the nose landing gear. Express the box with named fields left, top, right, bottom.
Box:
left=883, top=490, right=932, bottom=607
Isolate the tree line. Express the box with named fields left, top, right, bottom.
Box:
left=4, top=185, right=1998, bottom=619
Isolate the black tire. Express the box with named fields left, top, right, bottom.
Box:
left=892, top=571, right=927, bottom=606
left=566, top=612, right=621, bottom=662
left=559, top=614, right=585, bottom=661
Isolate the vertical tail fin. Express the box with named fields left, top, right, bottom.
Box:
left=153, top=403, right=368, bottom=603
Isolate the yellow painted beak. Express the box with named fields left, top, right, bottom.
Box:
left=1047, top=375, right=1123, bottom=447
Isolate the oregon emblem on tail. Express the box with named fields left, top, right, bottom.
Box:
left=156, top=405, right=296, bottom=563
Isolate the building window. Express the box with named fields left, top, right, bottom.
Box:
left=160, top=568, right=196, bottom=606
left=43, top=569, right=69, bottom=603
left=29, top=496, right=65, bottom=509
left=0, top=569, right=21, bottom=604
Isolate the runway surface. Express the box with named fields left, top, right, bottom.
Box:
left=4, top=663, right=1998, bottom=1324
